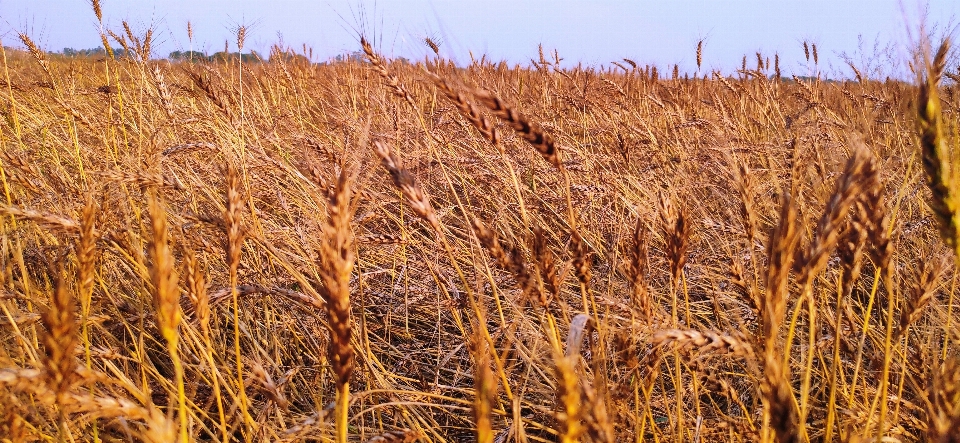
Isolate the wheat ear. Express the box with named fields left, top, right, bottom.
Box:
left=919, top=39, right=959, bottom=258
left=317, top=167, right=357, bottom=443
left=761, top=191, right=801, bottom=443
left=41, top=269, right=78, bottom=402
left=224, top=161, right=254, bottom=435
left=423, top=70, right=499, bottom=144
left=360, top=37, right=418, bottom=111
left=473, top=89, right=561, bottom=169
left=145, top=191, right=187, bottom=442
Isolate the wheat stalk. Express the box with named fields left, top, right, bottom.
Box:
left=469, top=331, right=495, bottom=443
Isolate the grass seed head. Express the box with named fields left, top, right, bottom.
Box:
left=146, top=192, right=180, bottom=347
left=474, top=89, right=561, bottom=168
left=374, top=141, right=440, bottom=232
left=318, top=168, right=357, bottom=388
left=41, top=271, right=78, bottom=398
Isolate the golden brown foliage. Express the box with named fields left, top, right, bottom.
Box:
left=1, top=28, right=959, bottom=443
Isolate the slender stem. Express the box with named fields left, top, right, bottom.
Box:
left=170, top=344, right=189, bottom=443
left=231, top=285, right=253, bottom=439
left=335, top=382, right=349, bottom=443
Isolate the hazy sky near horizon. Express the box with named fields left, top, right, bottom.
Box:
left=1, top=1, right=958, bottom=77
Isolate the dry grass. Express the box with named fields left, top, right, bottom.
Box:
left=1, top=18, right=960, bottom=443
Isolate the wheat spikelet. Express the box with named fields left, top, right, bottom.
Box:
left=797, top=143, right=876, bottom=288
left=624, top=218, right=652, bottom=320
left=0, top=205, right=81, bottom=234
left=360, top=37, right=418, bottom=110
left=41, top=270, right=78, bottom=399
left=775, top=53, right=781, bottom=80
left=185, top=67, right=233, bottom=120
left=151, top=65, right=174, bottom=118
left=424, top=37, right=440, bottom=55
left=552, top=313, right=593, bottom=443
left=424, top=70, right=499, bottom=144
left=97, top=33, right=114, bottom=59
left=570, top=231, right=592, bottom=289
left=0, top=367, right=176, bottom=442
left=652, top=329, right=756, bottom=360
left=471, top=217, right=537, bottom=304
left=107, top=29, right=131, bottom=58
left=898, top=256, right=942, bottom=340
left=918, top=39, right=960, bottom=257
left=317, top=167, right=357, bottom=443
left=184, top=250, right=210, bottom=335
left=75, top=194, right=98, bottom=385
left=374, top=141, right=440, bottom=231
left=927, top=359, right=960, bottom=443
left=532, top=227, right=560, bottom=306
left=836, top=210, right=868, bottom=303
left=660, top=196, right=691, bottom=283
left=473, top=89, right=561, bottom=168
left=17, top=33, right=51, bottom=77
left=223, top=161, right=254, bottom=435
left=77, top=196, right=98, bottom=311
left=731, top=159, right=759, bottom=245
left=763, top=191, right=799, bottom=338
left=236, top=25, right=246, bottom=51
left=249, top=360, right=290, bottom=409
left=97, top=168, right=185, bottom=190
left=761, top=191, right=801, bottom=443
left=0, top=391, right=27, bottom=443
left=90, top=0, right=103, bottom=22
left=122, top=21, right=153, bottom=62
left=696, top=40, right=703, bottom=70
left=358, top=233, right=406, bottom=244
left=582, top=380, right=614, bottom=443
left=146, top=192, right=180, bottom=345
left=224, top=162, right=244, bottom=287
left=122, top=22, right=138, bottom=55
left=145, top=191, right=188, bottom=440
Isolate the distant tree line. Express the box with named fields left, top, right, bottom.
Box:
left=59, top=47, right=128, bottom=58
left=171, top=50, right=265, bottom=63
left=34, top=46, right=408, bottom=66
left=54, top=47, right=318, bottom=64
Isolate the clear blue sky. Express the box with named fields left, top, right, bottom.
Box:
left=1, top=1, right=957, bottom=78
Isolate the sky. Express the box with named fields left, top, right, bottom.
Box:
left=0, top=0, right=958, bottom=78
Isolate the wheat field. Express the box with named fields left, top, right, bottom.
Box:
left=1, top=9, right=960, bottom=443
